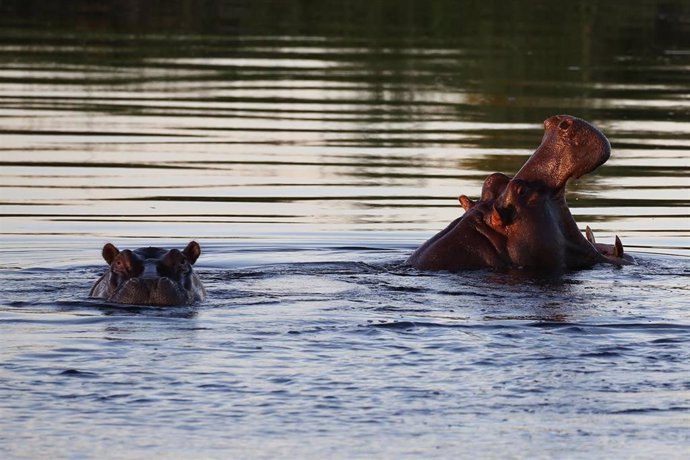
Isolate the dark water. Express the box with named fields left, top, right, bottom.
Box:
left=1, top=1, right=689, bottom=458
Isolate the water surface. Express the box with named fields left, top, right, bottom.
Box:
left=1, top=1, right=689, bottom=458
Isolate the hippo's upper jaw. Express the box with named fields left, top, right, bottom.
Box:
left=514, top=115, right=611, bottom=193
left=90, top=241, right=207, bottom=306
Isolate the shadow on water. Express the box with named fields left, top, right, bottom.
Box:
left=84, top=301, right=200, bottom=318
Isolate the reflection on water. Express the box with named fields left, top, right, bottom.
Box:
left=0, top=1, right=688, bottom=257
left=0, top=1, right=689, bottom=459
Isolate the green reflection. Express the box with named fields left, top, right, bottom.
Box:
left=1, top=0, right=688, bottom=126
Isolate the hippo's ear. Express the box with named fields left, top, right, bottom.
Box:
left=182, top=241, right=201, bottom=265
left=102, top=243, right=120, bottom=265
left=459, top=195, right=474, bottom=212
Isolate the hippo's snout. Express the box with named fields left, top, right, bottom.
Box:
left=111, top=276, right=188, bottom=306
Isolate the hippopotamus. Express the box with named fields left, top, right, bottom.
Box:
left=90, top=241, right=207, bottom=305
left=407, top=115, right=634, bottom=272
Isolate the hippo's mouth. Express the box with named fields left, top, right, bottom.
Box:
left=109, top=277, right=189, bottom=306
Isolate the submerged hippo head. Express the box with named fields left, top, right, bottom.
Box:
left=90, top=241, right=207, bottom=306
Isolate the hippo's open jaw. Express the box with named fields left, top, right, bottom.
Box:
left=407, top=114, right=633, bottom=272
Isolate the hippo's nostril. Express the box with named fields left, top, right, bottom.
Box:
left=558, top=118, right=572, bottom=131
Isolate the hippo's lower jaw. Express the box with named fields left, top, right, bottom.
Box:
left=105, top=277, right=204, bottom=306
left=585, top=226, right=636, bottom=266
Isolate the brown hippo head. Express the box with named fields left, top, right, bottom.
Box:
left=406, top=115, right=633, bottom=272
left=90, top=241, right=207, bottom=306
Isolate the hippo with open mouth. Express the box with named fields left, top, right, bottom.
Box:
left=406, top=115, right=635, bottom=272
left=90, top=241, right=207, bottom=306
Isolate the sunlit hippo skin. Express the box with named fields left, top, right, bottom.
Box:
left=90, top=241, right=207, bottom=305
left=407, top=115, right=634, bottom=272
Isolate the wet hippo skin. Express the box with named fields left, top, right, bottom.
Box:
left=90, top=241, right=207, bottom=305
left=407, top=115, right=635, bottom=272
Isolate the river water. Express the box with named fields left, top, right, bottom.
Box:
left=1, top=1, right=689, bottom=458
